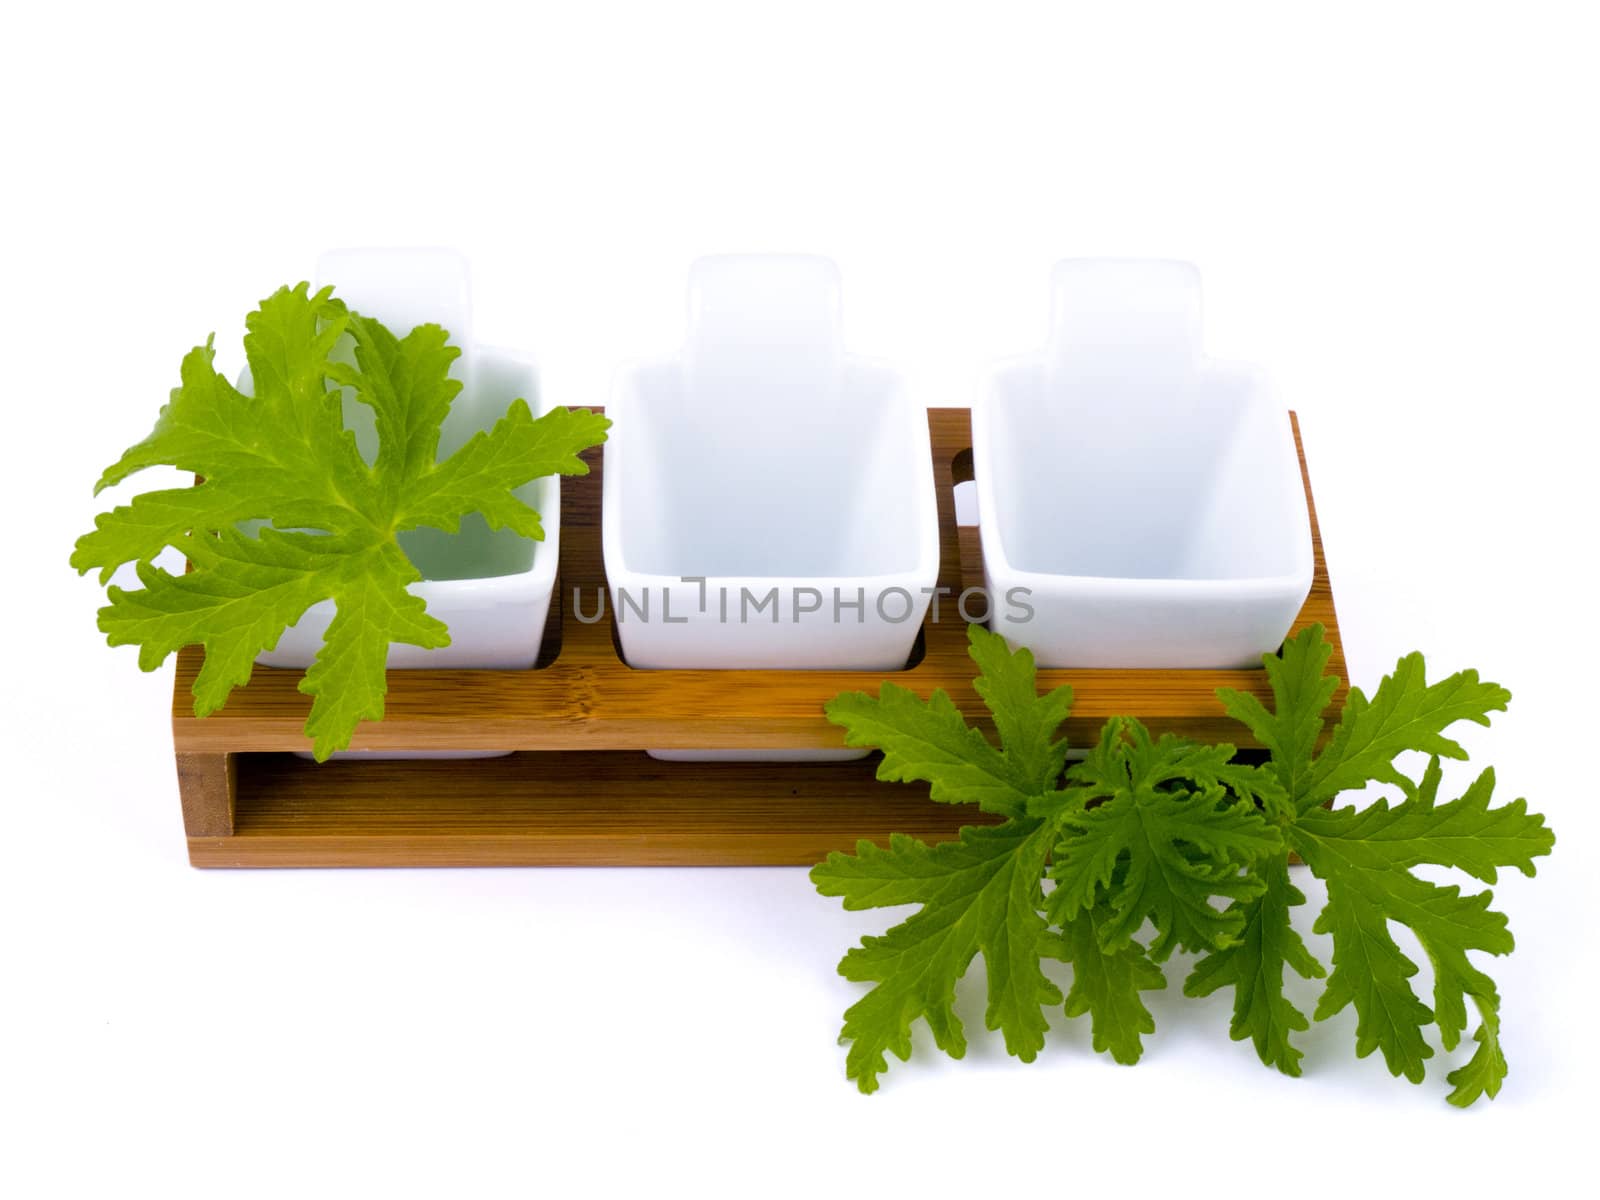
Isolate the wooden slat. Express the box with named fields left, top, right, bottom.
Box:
left=175, top=752, right=235, bottom=838
left=189, top=752, right=1000, bottom=868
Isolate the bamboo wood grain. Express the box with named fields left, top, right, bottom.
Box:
left=187, top=752, right=1002, bottom=867
left=172, top=408, right=1346, bottom=867
left=175, top=752, right=235, bottom=838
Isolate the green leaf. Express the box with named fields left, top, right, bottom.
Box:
left=399, top=399, right=610, bottom=540
left=328, top=314, right=462, bottom=491
left=1305, top=756, right=1551, bottom=887
left=74, top=282, right=609, bottom=758
left=827, top=685, right=1033, bottom=817
left=1218, top=622, right=1339, bottom=809
left=1041, top=718, right=1284, bottom=959
left=814, top=628, right=1092, bottom=1088
left=1200, top=625, right=1551, bottom=1103
left=78, top=330, right=377, bottom=581
left=966, top=627, right=1074, bottom=792
left=1307, top=639, right=1512, bottom=815
left=1047, top=906, right=1166, bottom=1065
left=811, top=820, right=1060, bottom=1093
left=99, top=526, right=375, bottom=716
left=825, top=627, right=1071, bottom=818
left=1293, top=757, right=1551, bottom=1087
left=1183, top=855, right=1324, bottom=1076
left=1446, top=989, right=1506, bottom=1107
left=298, top=545, right=452, bottom=761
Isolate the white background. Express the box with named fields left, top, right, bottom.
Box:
left=3, top=1, right=1596, bottom=1195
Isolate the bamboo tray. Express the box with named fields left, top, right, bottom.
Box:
left=172, top=408, right=1345, bottom=867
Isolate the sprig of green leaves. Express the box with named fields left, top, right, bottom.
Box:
left=1195, top=627, right=1548, bottom=1103
left=73, top=283, right=609, bottom=758
left=814, top=624, right=1553, bottom=1103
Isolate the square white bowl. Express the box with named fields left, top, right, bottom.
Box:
left=974, top=260, right=1313, bottom=668
left=603, top=256, right=940, bottom=759
left=603, top=359, right=938, bottom=669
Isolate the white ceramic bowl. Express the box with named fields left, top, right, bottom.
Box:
left=603, top=255, right=940, bottom=760
left=974, top=259, right=1313, bottom=668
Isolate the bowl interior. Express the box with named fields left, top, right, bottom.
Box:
left=613, top=360, right=926, bottom=578
left=986, top=362, right=1304, bottom=581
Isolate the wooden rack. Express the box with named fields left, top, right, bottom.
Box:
left=172, top=408, right=1344, bottom=867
